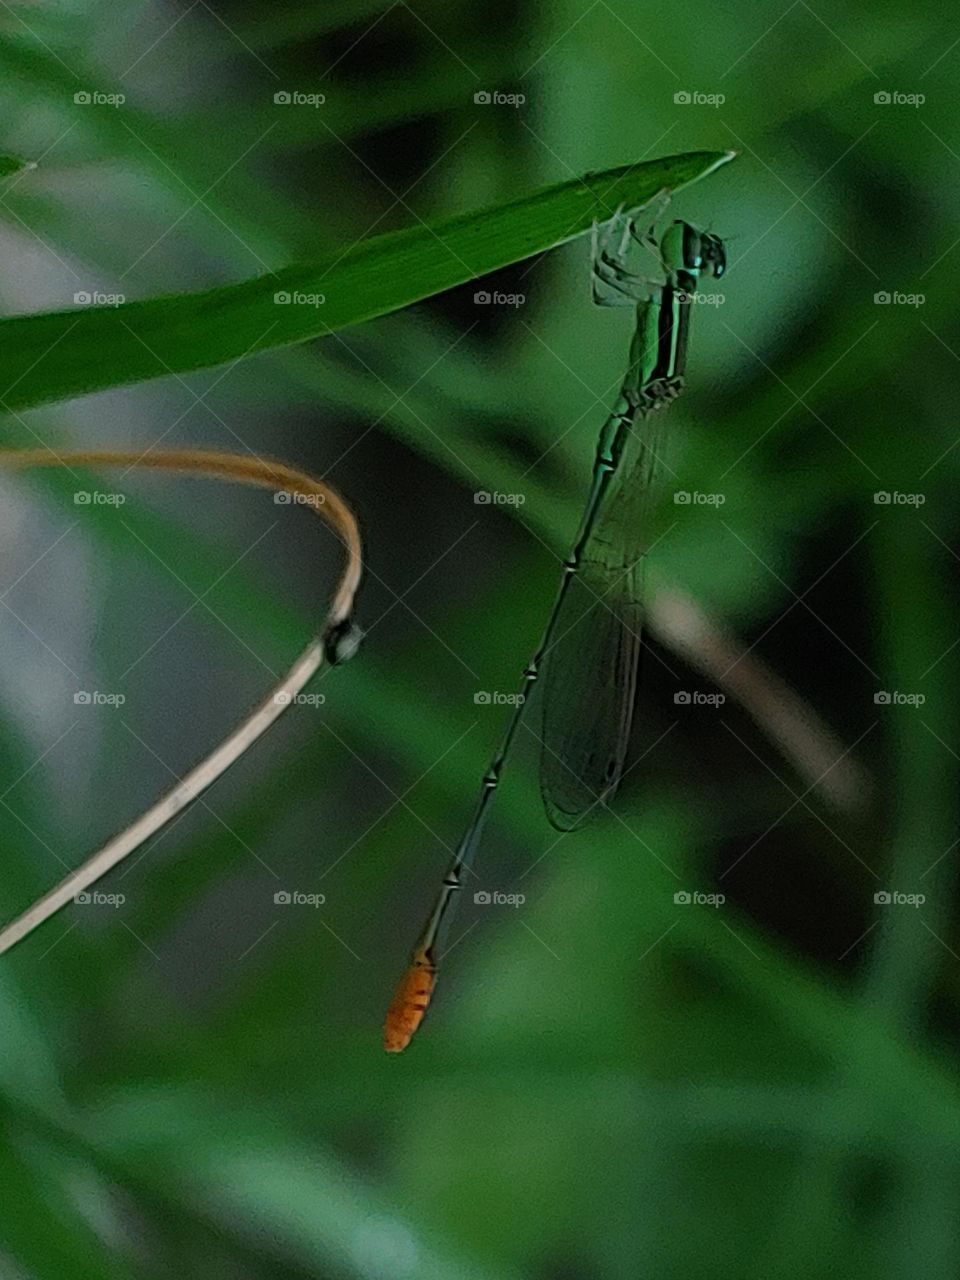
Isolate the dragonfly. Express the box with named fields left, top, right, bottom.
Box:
left=384, top=198, right=727, bottom=1052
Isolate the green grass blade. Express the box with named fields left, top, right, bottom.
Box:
left=0, top=151, right=734, bottom=412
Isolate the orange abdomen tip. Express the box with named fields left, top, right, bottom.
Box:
left=384, top=950, right=436, bottom=1053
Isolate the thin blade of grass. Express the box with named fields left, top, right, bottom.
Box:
left=0, top=152, right=735, bottom=411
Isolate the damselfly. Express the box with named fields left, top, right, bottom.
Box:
left=384, top=200, right=727, bottom=1051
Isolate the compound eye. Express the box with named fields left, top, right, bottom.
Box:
left=704, top=234, right=727, bottom=278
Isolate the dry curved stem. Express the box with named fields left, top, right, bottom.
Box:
left=0, top=448, right=362, bottom=956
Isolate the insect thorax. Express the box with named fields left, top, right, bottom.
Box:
left=628, top=376, right=684, bottom=411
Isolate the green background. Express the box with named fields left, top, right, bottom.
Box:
left=0, top=1, right=957, bottom=1277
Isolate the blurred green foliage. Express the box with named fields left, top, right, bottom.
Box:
left=0, top=1, right=958, bottom=1278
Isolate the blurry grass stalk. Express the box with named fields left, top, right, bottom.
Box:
left=654, top=586, right=871, bottom=813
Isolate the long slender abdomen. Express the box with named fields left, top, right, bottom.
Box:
left=383, top=947, right=437, bottom=1052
